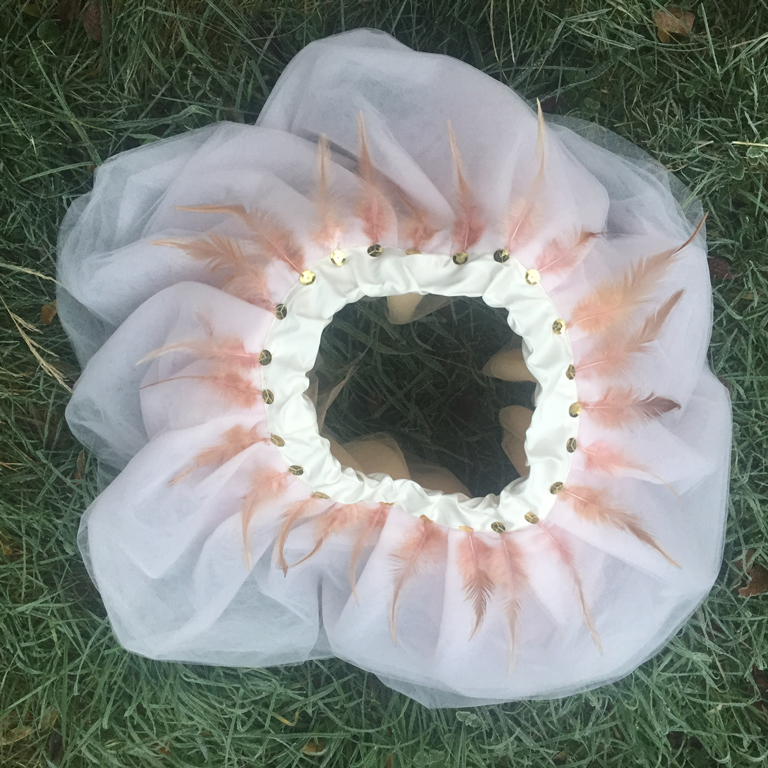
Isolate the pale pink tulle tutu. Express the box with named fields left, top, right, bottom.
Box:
left=58, top=29, right=731, bottom=707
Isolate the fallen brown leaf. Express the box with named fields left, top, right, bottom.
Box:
left=74, top=449, right=87, bottom=480
left=708, top=257, right=733, bottom=281
left=654, top=7, right=694, bottom=42
left=738, top=562, right=768, bottom=597
left=41, top=709, right=59, bottom=730
left=302, top=739, right=326, bottom=755
left=0, top=726, right=32, bottom=746
left=83, top=2, right=102, bottom=42
left=41, top=301, right=58, bottom=324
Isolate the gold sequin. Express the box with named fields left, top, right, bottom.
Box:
left=550, top=482, right=564, bottom=495
left=288, top=465, right=304, bottom=476
left=262, top=389, right=275, bottom=404
left=258, top=350, right=272, bottom=365
left=459, top=525, right=474, bottom=532
left=524, top=512, right=540, bottom=524
left=419, top=514, right=431, bottom=522
left=270, top=435, right=285, bottom=447
left=494, top=248, right=510, bottom=263
left=367, top=243, right=383, bottom=257
left=490, top=521, right=506, bottom=533
left=552, top=318, right=566, bottom=334
left=566, top=437, right=578, bottom=453
left=313, top=491, right=330, bottom=499
left=566, top=364, right=576, bottom=380
left=405, top=248, right=421, bottom=255
left=569, top=402, right=582, bottom=417
left=330, top=250, right=346, bottom=266
left=525, top=269, right=541, bottom=285
left=452, top=251, right=469, bottom=265
left=299, top=270, right=316, bottom=285
left=275, top=304, right=287, bottom=319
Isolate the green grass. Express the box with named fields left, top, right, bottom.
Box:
left=2, top=0, right=768, bottom=765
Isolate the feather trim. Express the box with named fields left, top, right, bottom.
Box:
left=152, top=235, right=274, bottom=311
left=505, top=100, right=546, bottom=251
left=275, top=497, right=320, bottom=575
left=391, top=185, right=438, bottom=252
left=313, top=134, right=345, bottom=249
left=562, top=485, right=679, bottom=567
left=576, top=290, right=684, bottom=378
left=581, top=441, right=678, bottom=496
left=170, top=424, right=267, bottom=484
left=389, top=517, right=447, bottom=643
left=176, top=204, right=306, bottom=273
left=457, top=531, right=495, bottom=639
left=581, top=388, right=680, bottom=428
left=539, top=524, right=602, bottom=651
left=568, top=216, right=706, bottom=334
left=354, top=112, right=396, bottom=243
left=349, top=503, right=390, bottom=601
left=447, top=122, right=485, bottom=252
left=537, top=230, right=598, bottom=275
left=289, top=503, right=368, bottom=569
left=139, top=367, right=262, bottom=409
left=137, top=335, right=261, bottom=369
left=241, top=468, right=289, bottom=569
left=490, top=534, right=529, bottom=671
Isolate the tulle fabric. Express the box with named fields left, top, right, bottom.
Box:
left=59, top=29, right=730, bottom=707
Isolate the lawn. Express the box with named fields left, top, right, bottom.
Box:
left=2, top=1, right=768, bottom=766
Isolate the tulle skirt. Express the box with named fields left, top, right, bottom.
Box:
left=58, top=29, right=731, bottom=707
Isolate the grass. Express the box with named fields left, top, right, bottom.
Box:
left=1, top=0, right=768, bottom=765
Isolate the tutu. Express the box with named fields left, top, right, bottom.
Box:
left=58, top=29, right=731, bottom=707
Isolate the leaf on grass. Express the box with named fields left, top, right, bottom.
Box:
left=302, top=739, right=326, bottom=755
left=41, top=301, right=57, bottom=324
left=708, top=257, right=733, bottom=281
left=74, top=449, right=87, bottom=480
left=22, top=2, right=43, bottom=17
left=0, top=726, right=32, bottom=746
left=654, top=7, right=694, bottom=42
left=274, top=710, right=299, bottom=726
left=738, top=562, right=768, bottom=597
left=40, top=710, right=59, bottom=730
left=83, top=2, right=102, bottom=42
left=47, top=730, right=64, bottom=762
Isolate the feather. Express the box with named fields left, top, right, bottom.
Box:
left=139, top=367, right=262, bottom=409
left=313, top=134, right=345, bottom=249
left=241, top=468, right=290, bottom=569
left=354, top=112, right=396, bottom=243
left=152, top=235, right=274, bottom=310
left=137, top=335, right=261, bottom=369
left=505, top=100, right=546, bottom=251
left=537, top=229, right=598, bottom=275
left=457, top=531, right=495, bottom=639
left=539, top=524, right=601, bottom=651
left=152, top=234, right=248, bottom=275
left=389, top=517, right=447, bottom=643
left=289, top=503, right=368, bottom=570
left=170, top=424, right=267, bottom=484
left=490, top=534, right=529, bottom=672
left=568, top=216, right=706, bottom=334
left=581, top=441, right=678, bottom=496
left=581, top=388, right=680, bottom=428
left=562, top=485, right=679, bottom=567
left=447, top=122, right=485, bottom=252
left=390, top=184, right=438, bottom=252
left=275, top=497, right=320, bottom=575
left=349, top=503, right=390, bottom=601
left=176, top=204, right=306, bottom=273
left=576, top=290, right=684, bottom=378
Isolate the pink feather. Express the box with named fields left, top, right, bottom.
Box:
left=576, top=290, right=684, bottom=378
left=537, top=229, right=598, bottom=275
left=490, top=534, right=529, bottom=671
left=354, top=112, right=396, bottom=243
left=457, top=531, right=495, bottom=639
left=447, top=122, right=485, bottom=252
left=313, top=134, right=345, bottom=249
left=349, top=503, right=390, bottom=600
left=581, top=387, right=680, bottom=428
left=568, top=216, right=706, bottom=334
left=241, top=468, right=290, bottom=569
